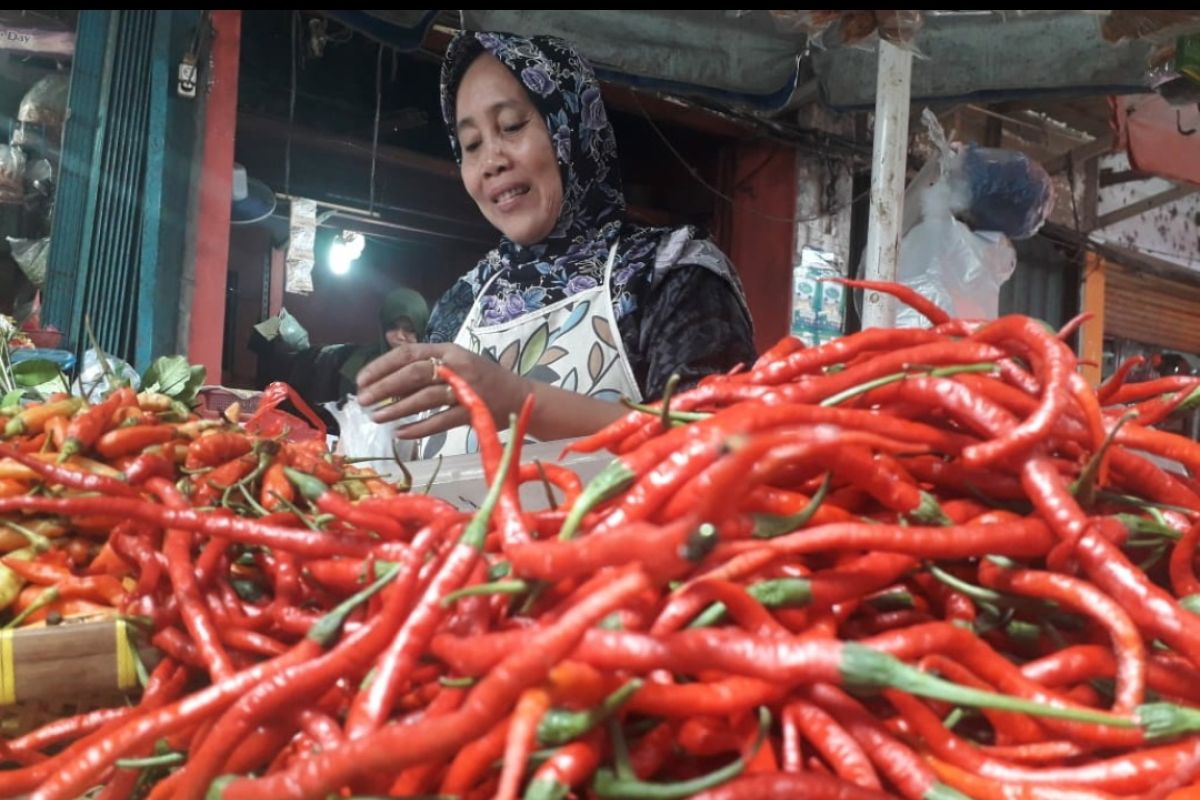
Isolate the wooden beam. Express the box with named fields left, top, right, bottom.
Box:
left=1099, top=168, right=1156, bottom=188
left=1092, top=184, right=1200, bottom=230
left=1014, top=99, right=1114, bottom=140
left=1043, top=137, right=1113, bottom=175
left=601, top=84, right=754, bottom=140
left=236, top=113, right=461, bottom=180
left=1080, top=251, right=1106, bottom=387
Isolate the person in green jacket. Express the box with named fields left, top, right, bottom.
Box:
left=336, top=288, right=431, bottom=397
left=253, top=288, right=431, bottom=412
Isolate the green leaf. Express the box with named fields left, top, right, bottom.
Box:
left=2, top=391, right=22, bottom=408
left=180, top=364, right=207, bottom=404
left=141, top=357, right=206, bottom=404
left=519, top=323, right=550, bottom=376
left=12, top=359, right=62, bottom=387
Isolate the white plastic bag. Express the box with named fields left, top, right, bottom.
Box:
left=325, top=396, right=413, bottom=482
left=897, top=214, right=1016, bottom=329
left=72, top=349, right=140, bottom=403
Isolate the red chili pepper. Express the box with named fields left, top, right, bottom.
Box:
left=525, top=729, right=605, bottom=799
left=806, top=682, right=951, bottom=800
left=280, top=444, right=341, bottom=485
left=0, top=444, right=139, bottom=496
left=142, top=477, right=237, bottom=682
left=1173, top=521, right=1200, bottom=599
left=717, top=516, right=1057, bottom=563
left=343, top=430, right=519, bottom=739
left=827, top=277, right=951, bottom=326
left=745, top=327, right=949, bottom=386
left=438, top=366, right=531, bottom=546
left=185, top=431, right=252, bottom=470
left=260, top=461, right=293, bottom=512
left=5, top=706, right=137, bottom=763
left=1097, top=356, right=1146, bottom=404
left=926, top=756, right=1121, bottom=800
left=518, top=460, right=583, bottom=507
left=95, top=424, right=176, bottom=460
left=59, top=388, right=135, bottom=460
left=212, top=566, right=652, bottom=799
left=1022, top=645, right=1200, bottom=709
left=173, top=529, right=436, bottom=797
left=0, top=494, right=405, bottom=559
left=90, top=659, right=190, bottom=800
left=1024, top=457, right=1200, bottom=668
left=978, top=558, right=1146, bottom=712
left=863, top=622, right=1141, bottom=749
left=438, top=714, right=510, bottom=795
left=1106, top=375, right=1200, bottom=405
left=0, top=558, right=125, bottom=607
left=495, top=687, right=551, bottom=800
left=918, top=653, right=1049, bottom=745
left=888, top=689, right=1197, bottom=794
left=285, top=468, right=409, bottom=540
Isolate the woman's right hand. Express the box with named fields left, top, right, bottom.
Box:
left=355, top=343, right=530, bottom=439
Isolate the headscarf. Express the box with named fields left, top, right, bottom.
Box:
left=378, top=287, right=430, bottom=341
left=337, top=287, right=431, bottom=395
left=426, top=31, right=745, bottom=344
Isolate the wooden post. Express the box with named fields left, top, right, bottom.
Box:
left=1080, top=251, right=1106, bottom=387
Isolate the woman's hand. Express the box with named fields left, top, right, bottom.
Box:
left=355, top=343, right=529, bottom=439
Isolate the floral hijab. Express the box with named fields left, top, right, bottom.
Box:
left=426, top=31, right=745, bottom=343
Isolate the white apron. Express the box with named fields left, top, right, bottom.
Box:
left=419, top=241, right=641, bottom=459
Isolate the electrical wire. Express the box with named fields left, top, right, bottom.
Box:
left=629, top=90, right=869, bottom=225
left=369, top=43, right=383, bottom=215
left=284, top=11, right=298, bottom=196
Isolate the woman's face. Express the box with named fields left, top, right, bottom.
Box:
left=455, top=54, right=563, bottom=247
left=384, top=318, right=418, bottom=348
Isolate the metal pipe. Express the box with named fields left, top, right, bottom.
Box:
left=861, top=39, right=913, bottom=329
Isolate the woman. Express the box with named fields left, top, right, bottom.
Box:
left=357, top=32, right=755, bottom=458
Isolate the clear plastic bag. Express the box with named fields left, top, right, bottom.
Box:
left=277, top=308, right=311, bottom=351
left=325, top=396, right=412, bottom=482
left=72, top=349, right=140, bottom=403
left=897, top=215, right=1016, bottom=329
left=892, top=110, right=1028, bottom=328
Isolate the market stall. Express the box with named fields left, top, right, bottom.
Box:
left=3, top=9, right=1200, bottom=800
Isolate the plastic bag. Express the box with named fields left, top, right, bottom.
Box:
left=945, top=145, right=1055, bottom=241
left=325, top=396, right=413, bottom=482
left=8, top=236, right=49, bottom=287
left=278, top=307, right=310, bottom=351
left=73, top=349, right=141, bottom=403
left=244, top=381, right=326, bottom=444
left=896, top=213, right=1016, bottom=330
left=892, top=110, right=1025, bottom=329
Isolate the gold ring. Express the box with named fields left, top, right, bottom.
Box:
left=430, top=356, right=443, bottom=383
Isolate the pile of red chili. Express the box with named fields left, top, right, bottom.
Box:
left=6, top=280, right=1200, bottom=799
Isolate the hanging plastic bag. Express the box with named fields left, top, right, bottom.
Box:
left=891, top=110, right=1052, bottom=328
left=896, top=210, right=1017, bottom=330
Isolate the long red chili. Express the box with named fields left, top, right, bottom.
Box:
left=783, top=698, right=882, bottom=789
left=211, top=566, right=652, bottom=799
left=0, top=444, right=138, bottom=496
left=145, top=477, right=236, bottom=681
left=978, top=558, right=1146, bottom=712
left=1023, top=457, right=1200, bottom=668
